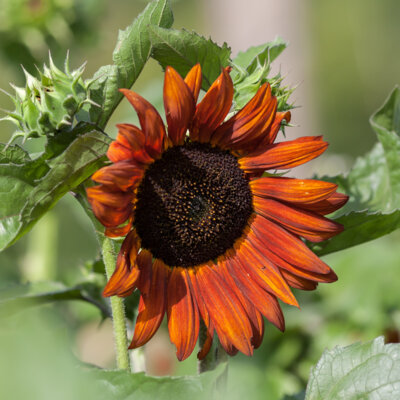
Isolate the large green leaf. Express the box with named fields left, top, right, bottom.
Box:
left=310, top=87, right=400, bottom=256
left=0, top=128, right=110, bottom=251
left=90, top=363, right=226, bottom=400
left=0, top=279, right=109, bottom=318
left=88, top=0, right=173, bottom=129
left=305, top=337, right=400, bottom=400
left=149, top=26, right=231, bottom=90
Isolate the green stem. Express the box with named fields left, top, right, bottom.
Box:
left=198, top=322, right=228, bottom=394
left=73, top=186, right=131, bottom=371
left=198, top=321, right=228, bottom=373
left=100, top=236, right=131, bottom=371
left=198, top=321, right=217, bottom=373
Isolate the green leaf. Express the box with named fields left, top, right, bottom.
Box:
left=305, top=337, right=400, bottom=400
left=90, top=363, right=226, bottom=400
left=150, top=26, right=231, bottom=90
left=233, top=37, right=287, bottom=74
left=0, top=279, right=109, bottom=319
left=310, top=87, right=400, bottom=255
left=0, top=128, right=110, bottom=251
left=88, top=0, right=173, bottom=128
left=312, top=209, right=400, bottom=256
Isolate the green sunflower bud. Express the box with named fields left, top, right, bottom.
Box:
left=1, top=53, right=96, bottom=143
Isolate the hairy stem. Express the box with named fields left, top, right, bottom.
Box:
left=73, top=186, right=131, bottom=371
left=101, top=236, right=131, bottom=371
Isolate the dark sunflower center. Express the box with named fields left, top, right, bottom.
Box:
left=134, top=141, right=253, bottom=267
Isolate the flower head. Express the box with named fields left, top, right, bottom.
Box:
left=87, top=65, right=348, bottom=361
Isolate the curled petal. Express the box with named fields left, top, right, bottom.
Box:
left=115, top=124, right=153, bottom=164
left=212, top=84, right=277, bottom=151
left=136, top=249, right=153, bottom=295
left=103, top=230, right=140, bottom=297
left=197, top=326, right=214, bottom=361
left=87, top=185, right=132, bottom=228
left=105, top=218, right=133, bottom=238
left=120, top=89, right=166, bottom=158
left=280, top=269, right=318, bottom=291
left=86, top=185, right=133, bottom=208
left=164, top=67, right=196, bottom=146
left=190, top=67, right=233, bottom=143
left=257, top=111, right=291, bottom=147
left=253, top=197, right=344, bottom=242
left=184, top=64, right=202, bottom=103
left=92, top=161, right=144, bottom=191
left=239, top=136, right=328, bottom=171
left=299, top=192, right=349, bottom=215
left=167, top=268, right=200, bottom=361
left=129, top=259, right=169, bottom=348
left=107, top=141, right=134, bottom=163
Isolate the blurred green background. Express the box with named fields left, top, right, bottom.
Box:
left=0, top=1, right=399, bottom=399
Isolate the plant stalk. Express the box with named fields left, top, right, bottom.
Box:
left=73, top=187, right=131, bottom=371
left=198, top=321, right=228, bottom=372
left=100, top=236, right=131, bottom=371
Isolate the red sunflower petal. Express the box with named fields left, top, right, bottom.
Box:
left=251, top=214, right=331, bottom=274
left=89, top=200, right=132, bottom=228
left=235, top=241, right=299, bottom=307
left=120, top=89, right=166, bottom=158
left=257, top=111, right=291, bottom=147
left=250, top=177, right=338, bottom=204
left=253, top=197, right=344, bottom=242
left=164, top=67, right=196, bottom=146
left=280, top=269, right=318, bottom=291
left=187, top=268, right=215, bottom=361
left=87, top=185, right=132, bottom=228
left=299, top=192, right=349, bottom=215
left=212, top=84, right=274, bottom=148
left=92, top=161, right=144, bottom=191
left=218, top=335, right=239, bottom=356
left=103, top=230, right=140, bottom=297
left=218, top=259, right=265, bottom=348
left=129, top=259, right=169, bottom=349
left=184, top=64, right=202, bottom=103
left=247, top=230, right=338, bottom=283
left=107, top=141, right=135, bottom=163
left=197, top=327, right=214, bottom=361
left=114, top=124, right=153, bottom=164
left=225, top=254, right=285, bottom=331
left=239, top=136, right=328, bottom=171
left=105, top=218, right=133, bottom=238
left=195, top=264, right=253, bottom=356
left=86, top=185, right=133, bottom=208
left=167, top=268, right=200, bottom=361
left=190, top=67, right=233, bottom=143
left=136, top=249, right=153, bottom=295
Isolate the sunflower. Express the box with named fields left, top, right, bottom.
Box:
left=87, top=64, right=348, bottom=361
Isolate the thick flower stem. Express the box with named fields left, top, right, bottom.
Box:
left=73, top=186, right=131, bottom=372
left=101, top=236, right=131, bottom=371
